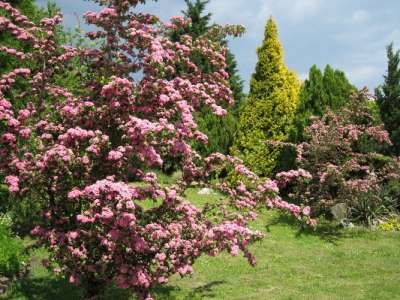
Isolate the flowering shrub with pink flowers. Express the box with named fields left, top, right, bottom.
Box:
left=278, top=89, right=400, bottom=220
left=0, top=1, right=314, bottom=299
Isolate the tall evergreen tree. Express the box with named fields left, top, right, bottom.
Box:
left=182, top=0, right=211, bottom=39
left=226, top=50, right=245, bottom=115
left=182, top=0, right=244, bottom=112
left=233, top=17, right=300, bottom=176
left=323, top=65, right=353, bottom=110
left=290, top=64, right=355, bottom=143
left=180, top=0, right=244, bottom=109
left=375, top=43, right=400, bottom=154
left=175, top=0, right=245, bottom=157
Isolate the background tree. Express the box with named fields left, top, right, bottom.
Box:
left=290, top=64, right=355, bottom=143
left=182, top=0, right=211, bottom=39
left=233, top=17, right=300, bottom=176
left=173, top=0, right=245, bottom=158
left=375, top=43, right=400, bottom=155
left=181, top=0, right=244, bottom=112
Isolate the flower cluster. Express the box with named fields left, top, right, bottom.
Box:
left=0, top=1, right=313, bottom=299
left=276, top=169, right=312, bottom=185
left=279, top=89, right=400, bottom=217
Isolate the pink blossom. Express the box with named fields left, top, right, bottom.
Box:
left=230, top=245, right=239, bottom=256
left=69, top=275, right=77, bottom=284
left=108, top=150, right=123, bottom=161
left=177, top=265, right=193, bottom=276
left=5, top=175, right=19, bottom=193
left=68, top=189, right=82, bottom=200
left=156, top=253, right=166, bottom=262
left=302, top=206, right=311, bottom=216
left=101, top=207, right=114, bottom=220
left=237, top=182, right=247, bottom=193
left=19, top=128, right=31, bottom=139
left=159, top=94, right=169, bottom=105
left=8, top=118, right=20, bottom=127
left=2, top=133, right=16, bottom=143
left=66, top=231, right=79, bottom=240
left=18, top=109, right=30, bottom=120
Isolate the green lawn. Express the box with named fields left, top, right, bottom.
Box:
left=3, top=188, right=400, bottom=300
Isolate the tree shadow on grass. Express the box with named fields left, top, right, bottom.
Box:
left=105, top=280, right=225, bottom=300
left=104, top=284, right=180, bottom=300
left=186, top=280, right=226, bottom=299
left=5, top=276, right=83, bottom=300
left=266, top=212, right=344, bottom=245
left=267, top=212, right=372, bottom=245
left=5, top=276, right=225, bottom=300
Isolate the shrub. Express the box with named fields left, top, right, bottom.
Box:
left=278, top=89, right=400, bottom=222
left=378, top=216, right=400, bottom=231
left=350, top=191, right=395, bottom=226
left=0, top=2, right=313, bottom=299
left=381, top=178, right=400, bottom=211
left=0, top=215, right=28, bottom=278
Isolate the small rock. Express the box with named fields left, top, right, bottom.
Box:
left=331, top=203, right=349, bottom=221
left=0, top=277, right=9, bottom=285
left=198, top=188, right=211, bottom=195
left=0, top=282, right=7, bottom=295
left=340, top=219, right=354, bottom=228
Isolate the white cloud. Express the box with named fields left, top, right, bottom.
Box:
left=352, top=10, right=370, bottom=23
left=290, top=0, right=323, bottom=22
left=347, top=65, right=382, bottom=87
left=35, top=0, right=400, bottom=91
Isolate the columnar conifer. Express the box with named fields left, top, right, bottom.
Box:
left=290, top=65, right=355, bottom=143
left=375, top=43, right=400, bottom=154
left=234, top=17, right=300, bottom=176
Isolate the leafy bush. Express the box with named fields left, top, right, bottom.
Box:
left=0, top=215, right=28, bottom=278
left=278, top=89, right=400, bottom=222
left=350, top=191, right=396, bottom=226
left=381, top=179, right=400, bottom=210
left=0, top=2, right=313, bottom=299
left=0, top=184, right=8, bottom=214
left=378, top=216, right=400, bottom=231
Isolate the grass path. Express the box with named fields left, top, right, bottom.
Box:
left=3, top=188, right=400, bottom=299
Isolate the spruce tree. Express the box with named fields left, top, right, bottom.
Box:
left=375, top=43, right=400, bottom=154
left=183, top=0, right=211, bottom=39
left=233, top=17, right=300, bottom=176
left=323, top=65, right=353, bottom=110
left=290, top=64, right=355, bottom=143
left=290, top=65, right=325, bottom=143
left=176, top=0, right=244, bottom=156
left=225, top=49, right=245, bottom=116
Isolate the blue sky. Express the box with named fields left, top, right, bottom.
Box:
left=37, top=0, right=400, bottom=92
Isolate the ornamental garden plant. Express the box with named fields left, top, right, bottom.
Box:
left=278, top=89, right=400, bottom=223
left=0, top=1, right=313, bottom=299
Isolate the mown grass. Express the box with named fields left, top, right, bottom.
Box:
left=3, top=187, right=400, bottom=300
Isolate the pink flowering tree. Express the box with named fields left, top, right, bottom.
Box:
left=0, top=1, right=313, bottom=299
left=277, top=89, right=400, bottom=219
